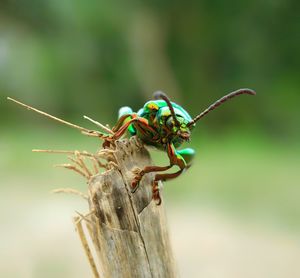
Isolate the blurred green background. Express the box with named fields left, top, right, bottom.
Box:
left=1, top=1, right=299, bottom=277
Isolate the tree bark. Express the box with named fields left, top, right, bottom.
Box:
left=84, top=136, right=178, bottom=278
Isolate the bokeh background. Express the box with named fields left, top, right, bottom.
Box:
left=1, top=1, right=299, bottom=277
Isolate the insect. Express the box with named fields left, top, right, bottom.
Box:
left=8, top=88, right=255, bottom=204
left=104, top=88, right=256, bottom=204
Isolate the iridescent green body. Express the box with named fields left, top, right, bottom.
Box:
left=112, top=89, right=255, bottom=204
left=137, top=100, right=193, bottom=147
left=118, top=99, right=196, bottom=168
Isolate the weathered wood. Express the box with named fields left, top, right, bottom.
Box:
left=85, top=137, right=178, bottom=278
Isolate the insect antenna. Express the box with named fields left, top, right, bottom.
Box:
left=187, top=88, right=256, bottom=127
left=153, top=91, right=180, bottom=127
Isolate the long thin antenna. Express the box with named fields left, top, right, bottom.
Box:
left=153, top=91, right=180, bottom=127
left=187, top=88, right=256, bottom=126
left=7, top=97, right=91, bottom=133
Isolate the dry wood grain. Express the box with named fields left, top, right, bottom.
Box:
left=83, top=136, right=178, bottom=278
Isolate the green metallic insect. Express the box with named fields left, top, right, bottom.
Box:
left=106, top=89, right=256, bottom=204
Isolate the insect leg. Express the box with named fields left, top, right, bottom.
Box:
left=112, top=113, right=134, bottom=132
left=131, top=142, right=190, bottom=204
left=151, top=169, right=184, bottom=205
left=112, top=116, right=158, bottom=141
left=154, top=144, right=193, bottom=181
left=100, top=114, right=136, bottom=147
left=131, top=165, right=172, bottom=192
left=150, top=143, right=191, bottom=204
left=177, top=148, right=195, bottom=168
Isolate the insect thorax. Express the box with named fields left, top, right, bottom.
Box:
left=134, top=100, right=193, bottom=149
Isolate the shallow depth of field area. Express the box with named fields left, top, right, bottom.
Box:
left=1, top=1, right=299, bottom=277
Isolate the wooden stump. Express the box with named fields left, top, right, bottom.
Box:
left=81, top=137, right=178, bottom=278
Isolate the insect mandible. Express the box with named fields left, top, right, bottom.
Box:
left=104, top=89, right=256, bottom=204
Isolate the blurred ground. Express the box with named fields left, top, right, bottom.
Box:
left=1, top=127, right=299, bottom=277
left=170, top=207, right=300, bottom=278
left=1, top=190, right=300, bottom=278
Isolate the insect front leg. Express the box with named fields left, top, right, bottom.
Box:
left=176, top=148, right=195, bottom=169
left=153, top=148, right=195, bottom=183
left=131, top=165, right=172, bottom=191
left=151, top=144, right=195, bottom=204
left=131, top=142, right=195, bottom=204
